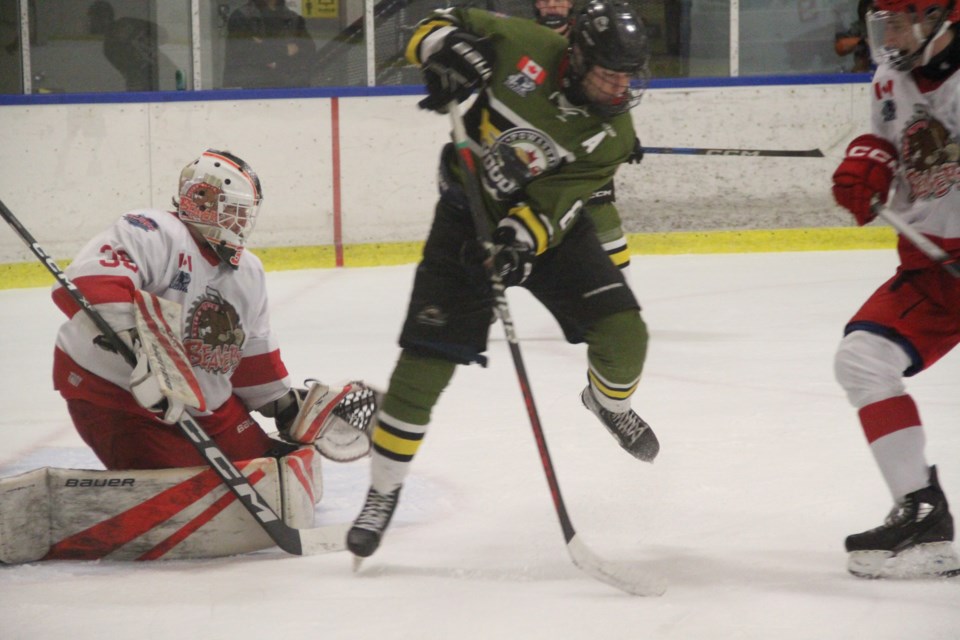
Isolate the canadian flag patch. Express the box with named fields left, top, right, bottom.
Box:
left=517, top=56, right=546, bottom=84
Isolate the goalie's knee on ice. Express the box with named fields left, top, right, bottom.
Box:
left=834, top=331, right=910, bottom=408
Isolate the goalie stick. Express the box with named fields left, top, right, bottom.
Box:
left=870, top=203, right=960, bottom=278
left=447, top=102, right=667, bottom=597
left=0, top=197, right=348, bottom=557
left=643, top=146, right=824, bottom=158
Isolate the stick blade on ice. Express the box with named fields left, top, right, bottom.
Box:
left=567, top=535, right=667, bottom=597
left=298, top=523, right=351, bottom=555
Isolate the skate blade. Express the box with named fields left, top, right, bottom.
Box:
left=848, top=541, right=960, bottom=579
left=351, top=554, right=364, bottom=573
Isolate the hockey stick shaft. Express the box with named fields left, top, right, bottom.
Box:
left=643, top=146, right=823, bottom=158
left=447, top=103, right=575, bottom=541
left=872, top=203, right=960, bottom=278
left=447, top=102, right=664, bottom=596
left=0, top=198, right=344, bottom=556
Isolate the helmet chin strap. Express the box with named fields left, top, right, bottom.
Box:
left=920, top=18, right=955, bottom=65
left=894, top=8, right=953, bottom=70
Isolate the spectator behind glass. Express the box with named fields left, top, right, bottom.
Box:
left=223, top=0, right=315, bottom=89
left=835, top=0, right=873, bottom=72
left=87, top=0, right=173, bottom=91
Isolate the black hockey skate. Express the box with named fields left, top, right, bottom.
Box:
left=347, top=486, right=401, bottom=563
left=580, top=385, right=659, bottom=462
left=845, top=466, right=960, bottom=579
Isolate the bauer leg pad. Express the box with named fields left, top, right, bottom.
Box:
left=0, top=447, right=322, bottom=563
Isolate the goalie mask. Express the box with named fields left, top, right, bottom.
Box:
left=563, top=0, right=649, bottom=117
left=867, top=0, right=960, bottom=70
left=177, top=149, right=263, bottom=269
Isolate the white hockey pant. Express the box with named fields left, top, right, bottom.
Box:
left=834, top=330, right=911, bottom=409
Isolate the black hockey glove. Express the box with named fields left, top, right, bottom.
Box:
left=490, top=224, right=534, bottom=288
left=418, top=32, right=494, bottom=114
left=627, top=136, right=644, bottom=165
left=262, top=387, right=308, bottom=438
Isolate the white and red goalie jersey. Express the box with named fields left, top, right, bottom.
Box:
left=52, top=208, right=290, bottom=415
left=870, top=65, right=960, bottom=269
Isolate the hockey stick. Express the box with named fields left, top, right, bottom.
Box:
left=447, top=102, right=666, bottom=597
left=643, top=146, right=823, bottom=158
left=871, top=203, right=960, bottom=278
left=0, top=197, right=348, bottom=556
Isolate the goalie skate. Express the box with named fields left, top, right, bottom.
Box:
left=845, top=466, right=960, bottom=579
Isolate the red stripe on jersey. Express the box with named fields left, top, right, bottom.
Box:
left=52, top=275, right=136, bottom=319
left=858, top=395, right=921, bottom=443
left=231, top=350, right=288, bottom=387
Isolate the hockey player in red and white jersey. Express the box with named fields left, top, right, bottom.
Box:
left=831, top=0, right=960, bottom=579
left=53, top=149, right=376, bottom=470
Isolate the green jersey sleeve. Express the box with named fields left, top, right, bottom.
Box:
left=410, top=7, right=637, bottom=252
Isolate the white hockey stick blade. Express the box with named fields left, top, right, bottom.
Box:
left=298, top=522, right=351, bottom=555
left=567, top=535, right=667, bottom=596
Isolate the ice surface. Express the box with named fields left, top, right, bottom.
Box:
left=1, top=250, right=958, bottom=640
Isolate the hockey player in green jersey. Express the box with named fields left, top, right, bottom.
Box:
left=532, top=0, right=645, bottom=277
left=348, top=0, right=656, bottom=561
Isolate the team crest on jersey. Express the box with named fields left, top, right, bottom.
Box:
left=901, top=106, right=960, bottom=201
left=169, top=270, right=191, bottom=292
left=506, top=56, right=547, bottom=97
left=881, top=100, right=896, bottom=122
left=483, top=128, right=560, bottom=197
left=122, top=214, right=159, bottom=231
left=183, top=287, right=245, bottom=374
left=505, top=73, right=537, bottom=96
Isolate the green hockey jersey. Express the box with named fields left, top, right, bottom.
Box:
left=407, top=7, right=636, bottom=254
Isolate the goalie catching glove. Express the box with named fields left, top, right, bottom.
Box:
left=266, top=380, right=381, bottom=462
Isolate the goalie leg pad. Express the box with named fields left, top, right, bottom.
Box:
left=0, top=447, right=322, bottom=563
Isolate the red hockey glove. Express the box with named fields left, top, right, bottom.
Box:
left=832, top=134, right=898, bottom=225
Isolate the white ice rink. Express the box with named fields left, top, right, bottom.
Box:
left=1, top=249, right=958, bottom=639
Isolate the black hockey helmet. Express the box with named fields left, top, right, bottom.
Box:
left=565, top=0, right=649, bottom=116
